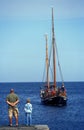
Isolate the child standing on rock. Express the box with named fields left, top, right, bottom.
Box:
left=24, top=98, right=32, bottom=126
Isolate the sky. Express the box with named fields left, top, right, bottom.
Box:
left=0, top=0, right=84, bottom=82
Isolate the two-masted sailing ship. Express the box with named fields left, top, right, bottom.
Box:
left=40, top=8, right=67, bottom=106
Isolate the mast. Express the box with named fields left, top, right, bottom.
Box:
left=52, top=8, right=56, bottom=88
left=45, top=34, right=49, bottom=89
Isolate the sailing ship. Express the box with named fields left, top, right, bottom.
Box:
left=40, top=8, right=67, bottom=106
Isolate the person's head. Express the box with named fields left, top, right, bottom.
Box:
left=10, top=89, right=14, bottom=93
left=61, top=84, right=64, bottom=88
left=27, top=98, right=30, bottom=103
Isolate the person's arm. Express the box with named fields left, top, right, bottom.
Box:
left=6, top=100, right=14, bottom=106
left=6, top=99, right=19, bottom=107
left=30, top=104, right=32, bottom=112
left=13, top=99, right=19, bottom=106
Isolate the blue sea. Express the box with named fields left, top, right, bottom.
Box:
left=0, top=82, right=84, bottom=130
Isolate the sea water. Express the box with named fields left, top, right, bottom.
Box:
left=0, top=82, right=84, bottom=130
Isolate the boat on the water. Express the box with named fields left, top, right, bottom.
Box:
left=40, top=8, right=67, bottom=106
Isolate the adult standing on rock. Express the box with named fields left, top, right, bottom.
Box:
left=6, top=89, right=19, bottom=126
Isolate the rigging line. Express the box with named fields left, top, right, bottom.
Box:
left=54, top=39, right=64, bottom=84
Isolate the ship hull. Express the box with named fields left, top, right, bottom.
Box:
left=41, top=96, right=67, bottom=106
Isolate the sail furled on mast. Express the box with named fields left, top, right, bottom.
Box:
left=52, top=8, right=56, bottom=88
left=52, top=8, right=64, bottom=86
left=45, top=35, right=49, bottom=89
